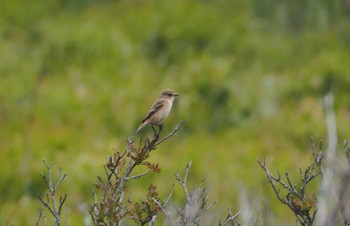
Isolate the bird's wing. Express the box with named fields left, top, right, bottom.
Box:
left=141, top=99, right=164, bottom=123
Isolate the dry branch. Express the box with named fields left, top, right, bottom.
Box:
left=36, top=160, right=67, bottom=226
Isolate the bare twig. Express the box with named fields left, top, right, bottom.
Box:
left=36, top=195, right=56, bottom=219
left=36, top=208, right=46, bottom=226
left=90, top=121, right=185, bottom=225
left=219, top=208, right=241, bottom=226
left=152, top=198, right=174, bottom=226
left=175, top=161, right=192, bottom=203
left=257, top=156, right=320, bottom=226
left=126, top=169, right=152, bottom=180
left=36, top=160, right=67, bottom=226
left=156, top=121, right=185, bottom=146
left=174, top=161, right=214, bottom=226
left=164, top=184, right=175, bottom=205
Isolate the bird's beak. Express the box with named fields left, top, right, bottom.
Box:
left=173, top=93, right=179, bottom=96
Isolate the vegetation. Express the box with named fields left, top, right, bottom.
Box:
left=1, top=0, right=350, bottom=225
left=35, top=126, right=350, bottom=225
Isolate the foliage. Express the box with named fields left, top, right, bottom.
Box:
left=35, top=128, right=350, bottom=225
left=257, top=150, right=322, bottom=225
left=89, top=122, right=184, bottom=225
left=37, top=123, right=241, bottom=225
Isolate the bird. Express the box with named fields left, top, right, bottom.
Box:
left=135, top=89, right=179, bottom=134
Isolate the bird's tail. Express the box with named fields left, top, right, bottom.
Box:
left=135, top=122, right=146, bottom=134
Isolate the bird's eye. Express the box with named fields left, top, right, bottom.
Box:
left=168, top=93, right=172, bottom=96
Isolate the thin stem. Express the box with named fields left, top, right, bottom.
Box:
left=156, top=121, right=185, bottom=146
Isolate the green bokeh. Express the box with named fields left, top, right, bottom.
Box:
left=1, top=0, right=349, bottom=224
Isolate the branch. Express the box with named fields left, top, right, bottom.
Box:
left=36, top=160, right=67, bottom=226
left=90, top=120, right=185, bottom=225
left=164, top=184, right=175, bottom=206
left=36, top=194, right=56, bottom=218
left=152, top=198, right=174, bottom=226
left=257, top=156, right=320, bottom=226
left=175, top=161, right=192, bottom=203
left=36, top=208, right=46, bottom=226
left=54, top=167, right=67, bottom=191
left=174, top=162, right=213, bottom=225
left=219, top=208, right=241, bottom=226
left=156, top=121, right=185, bottom=146
left=58, top=194, right=67, bottom=216
left=126, top=169, right=151, bottom=180
left=257, top=158, right=291, bottom=205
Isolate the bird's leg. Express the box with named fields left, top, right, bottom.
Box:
left=151, top=125, right=158, bottom=140
left=152, top=124, right=163, bottom=141
left=151, top=125, right=157, bottom=135
left=158, top=124, right=163, bottom=135
left=150, top=124, right=163, bottom=141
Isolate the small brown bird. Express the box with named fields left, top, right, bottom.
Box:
left=136, top=89, right=179, bottom=133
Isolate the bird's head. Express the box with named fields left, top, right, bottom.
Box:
left=160, top=89, right=179, bottom=100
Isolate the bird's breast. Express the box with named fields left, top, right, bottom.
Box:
left=157, top=100, right=172, bottom=122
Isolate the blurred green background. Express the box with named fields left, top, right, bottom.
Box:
left=1, top=0, right=350, bottom=224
